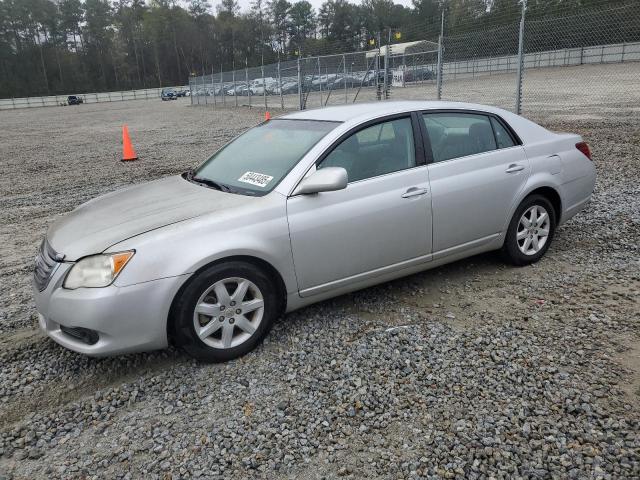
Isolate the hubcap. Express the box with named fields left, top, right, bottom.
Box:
left=517, top=205, right=550, bottom=256
left=193, top=277, right=264, bottom=349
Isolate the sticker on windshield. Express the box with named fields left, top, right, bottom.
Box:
left=238, top=171, right=274, bottom=188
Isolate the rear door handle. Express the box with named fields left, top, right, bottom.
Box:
left=402, top=187, right=429, bottom=198
left=505, top=164, right=525, bottom=173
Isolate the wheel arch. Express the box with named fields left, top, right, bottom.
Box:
left=502, top=181, right=564, bottom=241
left=526, top=186, right=562, bottom=223
left=166, top=255, right=288, bottom=344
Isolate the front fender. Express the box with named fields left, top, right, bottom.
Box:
left=108, top=195, right=298, bottom=295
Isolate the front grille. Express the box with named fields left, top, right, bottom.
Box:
left=60, top=326, right=99, bottom=345
left=34, top=239, right=59, bottom=291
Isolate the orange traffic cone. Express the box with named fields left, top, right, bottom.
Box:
left=121, top=125, right=138, bottom=161
left=264, top=111, right=271, bottom=121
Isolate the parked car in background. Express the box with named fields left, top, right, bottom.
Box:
left=228, top=85, right=251, bottom=96
left=273, top=81, right=299, bottom=95
left=403, top=67, right=435, bottom=83
left=67, top=95, right=83, bottom=105
left=174, top=89, right=188, bottom=97
left=161, top=88, right=177, bottom=101
left=33, top=101, right=595, bottom=362
left=249, top=78, right=278, bottom=95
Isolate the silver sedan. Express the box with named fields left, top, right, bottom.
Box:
left=33, top=101, right=596, bottom=361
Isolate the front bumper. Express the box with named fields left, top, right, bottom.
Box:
left=34, top=263, right=187, bottom=356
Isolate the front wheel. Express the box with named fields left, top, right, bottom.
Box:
left=502, top=194, right=556, bottom=266
left=172, top=261, right=279, bottom=362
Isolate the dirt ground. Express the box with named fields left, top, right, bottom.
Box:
left=0, top=87, right=638, bottom=479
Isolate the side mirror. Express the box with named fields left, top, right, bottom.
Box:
left=293, top=167, right=348, bottom=196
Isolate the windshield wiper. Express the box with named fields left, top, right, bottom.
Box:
left=182, top=168, right=246, bottom=195
left=193, top=176, right=230, bottom=192
left=184, top=168, right=233, bottom=192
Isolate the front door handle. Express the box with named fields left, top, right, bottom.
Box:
left=505, top=164, right=525, bottom=173
left=402, top=187, right=429, bottom=198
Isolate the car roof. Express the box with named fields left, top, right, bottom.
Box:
left=281, top=100, right=551, bottom=144
left=282, top=101, right=512, bottom=122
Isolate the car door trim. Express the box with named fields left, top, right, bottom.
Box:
left=432, top=233, right=502, bottom=260
left=299, top=253, right=433, bottom=297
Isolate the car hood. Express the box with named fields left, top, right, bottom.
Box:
left=47, top=175, right=256, bottom=260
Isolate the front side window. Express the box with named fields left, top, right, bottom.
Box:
left=193, top=119, right=338, bottom=195
left=319, top=117, right=416, bottom=183
left=423, top=113, right=497, bottom=163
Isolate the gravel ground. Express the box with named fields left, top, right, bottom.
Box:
left=0, top=97, right=639, bottom=479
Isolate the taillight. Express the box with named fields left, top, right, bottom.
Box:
left=576, top=142, right=592, bottom=160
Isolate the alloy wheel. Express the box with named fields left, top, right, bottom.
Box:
left=193, top=277, right=265, bottom=349
left=516, top=205, right=551, bottom=256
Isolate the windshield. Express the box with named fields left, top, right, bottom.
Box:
left=192, top=119, right=339, bottom=195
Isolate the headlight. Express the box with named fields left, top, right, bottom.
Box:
left=63, top=251, right=134, bottom=289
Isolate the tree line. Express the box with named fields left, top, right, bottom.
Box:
left=0, top=0, right=632, bottom=98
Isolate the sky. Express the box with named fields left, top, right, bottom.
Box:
left=231, top=0, right=414, bottom=13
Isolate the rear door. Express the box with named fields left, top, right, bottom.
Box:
left=420, top=111, right=529, bottom=254
left=287, top=114, right=432, bottom=295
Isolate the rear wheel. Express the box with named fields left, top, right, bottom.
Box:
left=502, top=194, right=556, bottom=266
left=172, top=261, right=279, bottom=362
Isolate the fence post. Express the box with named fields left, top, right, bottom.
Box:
left=436, top=10, right=444, bottom=100
left=246, top=58, right=251, bottom=109
left=383, top=29, right=391, bottom=100
left=212, top=67, right=216, bottom=107
left=204, top=74, right=208, bottom=105
left=297, top=56, right=303, bottom=110
left=233, top=68, right=238, bottom=107
left=277, top=59, right=284, bottom=109
left=261, top=58, right=267, bottom=110
left=515, top=0, right=526, bottom=115
left=221, top=67, right=225, bottom=106
left=317, top=57, right=323, bottom=107
left=343, top=54, right=348, bottom=104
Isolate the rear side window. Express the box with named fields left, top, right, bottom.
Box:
left=423, top=113, right=497, bottom=163
left=490, top=117, right=516, bottom=149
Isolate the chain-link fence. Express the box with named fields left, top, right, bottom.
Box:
left=191, top=1, right=639, bottom=119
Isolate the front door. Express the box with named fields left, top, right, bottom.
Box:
left=287, top=116, right=432, bottom=295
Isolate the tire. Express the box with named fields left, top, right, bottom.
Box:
left=171, top=261, right=279, bottom=362
left=501, top=194, right=556, bottom=266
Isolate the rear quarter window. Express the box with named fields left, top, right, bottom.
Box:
left=490, top=117, right=517, bottom=149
